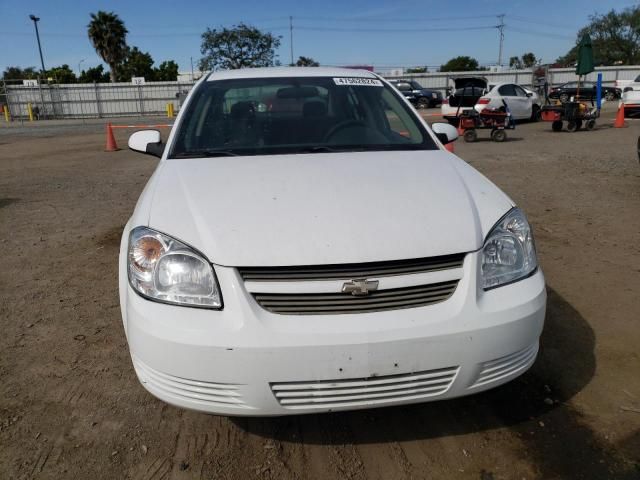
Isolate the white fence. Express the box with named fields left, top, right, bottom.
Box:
left=3, top=65, right=640, bottom=120
left=382, top=65, right=640, bottom=93
left=2, top=81, right=195, bottom=120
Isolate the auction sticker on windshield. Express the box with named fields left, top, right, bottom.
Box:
left=333, top=77, right=383, bottom=87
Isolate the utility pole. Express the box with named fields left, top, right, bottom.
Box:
left=289, top=16, right=294, bottom=66
left=29, top=14, right=46, bottom=73
left=497, top=14, right=505, bottom=67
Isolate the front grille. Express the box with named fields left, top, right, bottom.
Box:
left=238, top=253, right=465, bottom=282
left=271, top=366, right=459, bottom=410
left=471, top=342, right=538, bottom=388
left=253, top=280, right=458, bottom=315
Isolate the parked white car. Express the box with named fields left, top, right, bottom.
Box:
left=120, top=67, right=546, bottom=416
left=622, top=88, right=640, bottom=118
left=442, top=81, right=540, bottom=122
left=478, top=83, right=541, bottom=120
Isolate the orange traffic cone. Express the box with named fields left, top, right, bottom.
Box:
left=614, top=103, right=626, bottom=128
left=105, top=122, right=119, bottom=151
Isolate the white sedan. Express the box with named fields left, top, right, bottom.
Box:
left=120, top=67, right=546, bottom=416
left=442, top=82, right=541, bottom=121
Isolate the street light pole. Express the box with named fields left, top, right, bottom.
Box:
left=29, top=14, right=46, bottom=73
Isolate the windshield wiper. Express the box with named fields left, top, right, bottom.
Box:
left=298, top=146, right=341, bottom=154
left=173, top=150, right=239, bottom=158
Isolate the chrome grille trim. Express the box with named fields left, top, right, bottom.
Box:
left=271, top=366, right=459, bottom=409
left=252, top=280, right=458, bottom=315
left=238, top=253, right=466, bottom=282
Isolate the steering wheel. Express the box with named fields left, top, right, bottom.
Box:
left=323, top=119, right=368, bottom=142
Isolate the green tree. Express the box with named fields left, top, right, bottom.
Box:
left=509, top=53, right=538, bottom=69
left=154, top=60, right=179, bottom=81
left=199, top=23, right=281, bottom=71
left=2, top=66, right=39, bottom=80
left=521, top=52, right=538, bottom=68
left=120, top=47, right=155, bottom=81
left=45, top=64, right=77, bottom=83
left=87, top=11, right=129, bottom=82
left=295, top=56, right=319, bottom=67
left=440, top=56, right=479, bottom=72
left=556, top=6, right=640, bottom=66
left=78, top=65, right=110, bottom=83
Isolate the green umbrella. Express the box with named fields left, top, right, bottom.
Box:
left=575, top=33, right=594, bottom=76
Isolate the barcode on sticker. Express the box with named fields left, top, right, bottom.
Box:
left=333, top=77, right=383, bottom=87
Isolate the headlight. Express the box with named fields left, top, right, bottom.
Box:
left=127, top=226, right=222, bottom=308
left=481, top=208, right=537, bottom=290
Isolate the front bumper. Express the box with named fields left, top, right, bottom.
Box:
left=120, top=250, right=546, bottom=416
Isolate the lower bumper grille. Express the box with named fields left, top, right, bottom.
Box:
left=132, top=356, right=249, bottom=409
left=270, top=366, right=459, bottom=410
left=471, top=342, right=538, bottom=388
left=253, top=280, right=459, bottom=315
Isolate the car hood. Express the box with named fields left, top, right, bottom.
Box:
left=145, top=151, right=513, bottom=266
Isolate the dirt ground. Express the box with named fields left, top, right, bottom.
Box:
left=1, top=106, right=639, bottom=480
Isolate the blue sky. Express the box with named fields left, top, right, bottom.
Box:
left=0, top=0, right=636, bottom=74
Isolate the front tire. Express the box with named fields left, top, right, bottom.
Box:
left=463, top=129, right=477, bottom=143
left=491, top=129, right=507, bottom=142
left=417, top=98, right=429, bottom=109
left=567, top=120, right=582, bottom=132
left=531, top=105, right=541, bottom=122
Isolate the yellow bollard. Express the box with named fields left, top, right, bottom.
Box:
left=3, top=105, right=9, bottom=122
left=27, top=103, right=34, bottom=121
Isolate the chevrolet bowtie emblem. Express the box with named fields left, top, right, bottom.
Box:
left=342, top=279, right=379, bottom=296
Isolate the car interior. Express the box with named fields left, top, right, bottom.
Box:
left=170, top=80, right=434, bottom=155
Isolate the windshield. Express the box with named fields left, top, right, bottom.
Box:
left=169, top=76, right=437, bottom=158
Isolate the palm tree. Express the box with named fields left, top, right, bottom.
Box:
left=87, top=11, right=128, bottom=83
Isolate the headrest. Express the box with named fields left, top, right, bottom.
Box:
left=303, top=101, right=327, bottom=117
left=231, top=101, right=255, bottom=119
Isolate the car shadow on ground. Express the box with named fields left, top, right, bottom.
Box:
left=463, top=136, right=524, bottom=143
left=230, top=288, right=637, bottom=478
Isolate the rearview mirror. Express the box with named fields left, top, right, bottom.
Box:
left=128, top=130, right=164, bottom=158
left=431, top=122, right=458, bottom=145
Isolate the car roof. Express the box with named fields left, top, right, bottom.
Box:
left=206, top=67, right=378, bottom=81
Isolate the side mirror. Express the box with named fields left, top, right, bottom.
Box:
left=431, top=122, right=458, bottom=145
left=128, top=130, right=164, bottom=158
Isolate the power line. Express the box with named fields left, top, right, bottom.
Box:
left=509, top=15, right=581, bottom=30
left=290, top=14, right=500, bottom=23
left=291, top=25, right=497, bottom=33
left=506, top=25, right=575, bottom=40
